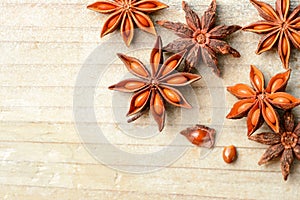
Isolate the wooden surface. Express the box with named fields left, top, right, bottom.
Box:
left=1, top=0, right=300, bottom=199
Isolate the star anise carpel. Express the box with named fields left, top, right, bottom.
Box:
left=109, top=36, right=201, bottom=131
left=226, top=65, right=300, bottom=136
left=243, top=0, right=300, bottom=69
left=87, top=0, right=168, bottom=46
left=156, top=0, right=241, bottom=76
left=249, top=111, right=300, bottom=180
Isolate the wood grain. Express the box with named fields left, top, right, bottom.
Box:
left=1, top=0, right=300, bottom=199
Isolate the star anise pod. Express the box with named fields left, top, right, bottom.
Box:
left=109, top=36, right=201, bottom=131
left=249, top=111, right=300, bottom=180
left=227, top=65, right=300, bottom=135
left=87, top=0, right=168, bottom=46
left=156, top=0, right=241, bottom=76
left=243, top=0, right=300, bottom=69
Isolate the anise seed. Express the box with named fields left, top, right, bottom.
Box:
left=253, top=75, right=263, bottom=89
left=167, top=76, right=188, bottom=84
left=262, top=34, right=276, bottom=48
left=138, top=3, right=156, bottom=9
left=163, top=60, right=178, bottom=75
left=130, top=61, right=148, bottom=77
left=282, top=37, right=288, bottom=56
left=265, top=107, right=276, bottom=124
left=271, top=78, right=283, bottom=92
left=272, top=97, right=291, bottom=103
left=153, top=94, right=163, bottom=115
left=135, top=13, right=150, bottom=27
left=163, top=88, right=181, bottom=103
left=134, top=91, right=149, bottom=107
left=253, top=24, right=272, bottom=30
left=291, top=32, right=300, bottom=43
left=251, top=109, right=260, bottom=126
left=223, top=145, right=237, bottom=164
left=125, top=82, right=145, bottom=90
left=237, top=102, right=253, bottom=113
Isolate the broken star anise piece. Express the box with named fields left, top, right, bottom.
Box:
left=180, top=124, right=216, bottom=148
left=243, top=0, right=300, bottom=69
left=249, top=111, right=300, bottom=181
left=157, top=0, right=241, bottom=76
left=109, top=36, right=201, bottom=131
left=87, top=0, right=168, bottom=46
left=227, top=65, right=300, bottom=136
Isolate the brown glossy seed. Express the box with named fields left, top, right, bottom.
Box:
left=282, top=37, right=288, bottom=56
left=153, top=94, right=163, bottom=115
left=270, top=78, right=283, bottom=92
left=130, top=61, right=148, bottom=77
left=261, top=6, right=275, bottom=18
left=237, top=102, right=253, bottom=113
left=223, top=145, right=237, bottom=164
left=253, top=75, right=263, bottom=90
left=272, top=96, right=291, bottom=103
left=253, top=24, right=273, bottom=30
left=137, top=2, right=156, bottom=9
left=262, top=34, right=276, bottom=48
left=189, top=129, right=207, bottom=146
left=265, top=107, right=276, bottom=124
left=166, top=76, right=188, bottom=84
left=163, top=88, right=180, bottom=103
left=99, top=3, right=116, bottom=10
left=251, top=109, right=260, bottom=126
left=124, top=18, right=131, bottom=32
left=162, top=60, right=178, bottom=75
left=125, top=81, right=145, bottom=90
left=237, top=87, right=254, bottom=96
left=107, top=15, right=119, bottom=28
left=291, top=32, right=300, bottom=43
left=134, top=91, right=149, bottom=107
left=152, top=52, right=160, bottom=72
left=135, top=13, right=149, bottom=27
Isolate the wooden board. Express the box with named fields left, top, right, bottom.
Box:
left=1, top=0, right=300, bottom=199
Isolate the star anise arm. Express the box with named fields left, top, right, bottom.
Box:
left=249, top=132, right=281, bottom=145
left=201, top=47, right=219, bottom=76
left=157, top=51, right=186, bottom=78
left=281, top=148, right=294, bottom=181
left=87, top=1, right=120, bottom=13
left=267, top=92, right=300, bottom=110
left=182, top=1, right=201, bottom=31
left=131, top=10, right=156, bottom=35
left=108, top=79, right=148, bottom=92
left=256, top=29, right=280, bottom=54
left=184, top=45, right=201, bottom=72
left=209, top=25, right=241, bottom=39
left=127, top=86, right=151, bottom=116
left=242, top=20, right=279, bottom=34
left=250, top=0, right=280, bottom=22
left=265, top=69, right=290, bottom=93
left=156, top=20, right=194, bottom=38
left=162, top=38, right=194, bottom=54
left=247, top=101, right=263, bottom=136
left=250, top=65, right=265, bottom=93
left=286, top=29, right=300, bottom=50
left=283, top=110, right=295, bottom=132
left=158, top=86, right=192, bottom=109
left=133, top=0, right=168, bottom=13
left=287, top=5, right=300, bottom=23
left=120, top=13, right=135, bottom=46
left=278, top=31, right=291, bottom=69
left=100, top=10, right=124, bottom=37
left=150, top=89, right=165, bottom=131
left=226, top=99, right=256, bottom=119
left=160, top=73, right=201, bottom=87
left=293, top=122, right=300, bottom=136
left=262, top=101, right=280, bottom=133
left=117, top=53, right=150, bottom=79
left=258, top=143, right=284, bottom=165
left=275, top=0, right=290, bottom=20
left=293, top=145, right=300, bottom=160
left=201, top=0, right=216, bottom=31
left=209, top=39, right=240, bottom=57
left=227, top=83, right=256, bottom=99
left=150, top=36, right=163, bottom=76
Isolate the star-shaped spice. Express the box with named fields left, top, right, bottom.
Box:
left=109, top=36, right=201, bottom=131
left=87, top=0, right=168, bottom=46
left=227, top=65, right=300, bottom=135
left=249, top=111, right=300, bottom=180
left=243, top=0, right=300, bottom=69
left=156, top=0, right=241, bottom=76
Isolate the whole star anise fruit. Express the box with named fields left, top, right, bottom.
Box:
left=109, top=36, right=201, bottom=131
left=243, top=0, right=300, bottom=69
left=249, top=111, right=300, bottom=180
left=87, top=0, right=168, bottom=46
left=227, top=65, right=300, bottom=135
left=156, top=0, right=241, bottom=76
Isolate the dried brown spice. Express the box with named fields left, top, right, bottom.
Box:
left=243, top=0, right=300, bottom=69
left=109, top=36, right=201, bottom=131
left=87, top=0, right=168, bottom=46
left=222, top=145, right=237, bottom=164
left=227, top=65, right=300, bottom=136
left=157, top=0, right=241, bottom=76
left=249, top=111, right=300, bottom=180
left=180, top=125, right=215, bottom=148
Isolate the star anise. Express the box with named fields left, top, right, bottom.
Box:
left=227, top=65, right=300, bottom=136
left=87, top=0, right=168, bottom=46
left=109, top=36, right=201, bottom=131
left=249, top=111, right=300, bottom=180
left=243, top=0, right=300, bottom=69
left=156, top=0, right=241, bottom=76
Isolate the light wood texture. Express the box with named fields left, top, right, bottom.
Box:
left=1, top=0, right=300, bottom=199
